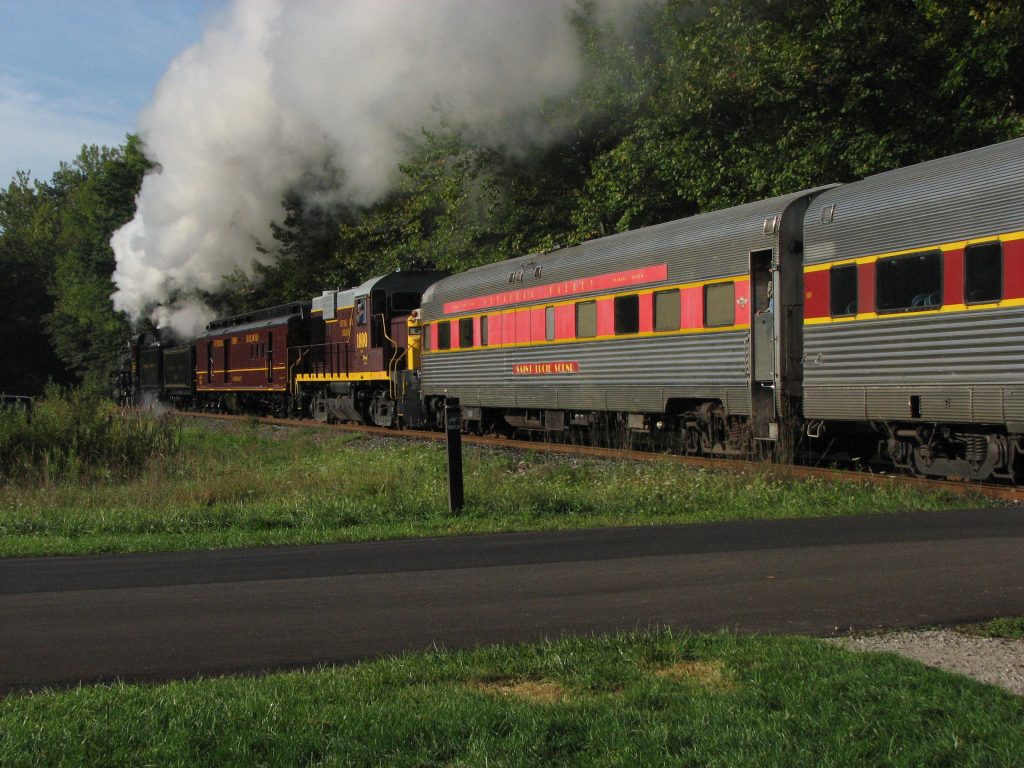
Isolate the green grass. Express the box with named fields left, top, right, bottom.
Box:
left=956, top=617, right=1024, bottom=640
left=1, top=631, right=1021, bottom=767
left=0, top=418, right=991, bottom=556
left=0, top=386, right=179, bottom=484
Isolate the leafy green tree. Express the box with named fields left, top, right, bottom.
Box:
left=0, top=173, right=68, bottom=393
left=47, top=137, right=149, bottom=388
left=571, top=0, right=1024, bottom=237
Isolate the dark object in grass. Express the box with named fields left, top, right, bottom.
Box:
left=0, top=394, right=32, bottom=422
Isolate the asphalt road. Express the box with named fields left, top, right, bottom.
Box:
left=2, top=508, right=1022, bottom=694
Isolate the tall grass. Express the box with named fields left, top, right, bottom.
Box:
left=0, top=386, right=179, bottom=484
left=0, top=420, right=990, bottom=557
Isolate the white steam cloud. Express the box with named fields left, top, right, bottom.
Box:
left=112, top=0, right=650, bottom=338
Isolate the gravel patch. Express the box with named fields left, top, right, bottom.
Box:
left=828, top=630, right=1024, bottom=696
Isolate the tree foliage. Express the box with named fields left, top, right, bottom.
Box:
left=0, top=137, right=148, bottom=392
left=0, top=173, right=66, bottom=393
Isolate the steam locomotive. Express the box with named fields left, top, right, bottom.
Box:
left=118, top=138, right=1024, bottom=482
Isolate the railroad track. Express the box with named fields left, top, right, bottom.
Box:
left=176, top=410, right=1024, bottom=504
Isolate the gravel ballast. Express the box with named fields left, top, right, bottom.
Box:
left=828, top=630, right=1024, bottom=696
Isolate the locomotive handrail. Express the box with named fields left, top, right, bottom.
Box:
left=377, top=313, right=404, bottom=400
left=288, top=346, right=309, bottom=396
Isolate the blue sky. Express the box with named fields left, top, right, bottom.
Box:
left=1, top=0, right=224, bottom=185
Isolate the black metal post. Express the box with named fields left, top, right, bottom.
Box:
left=444, top=396, right=464, bottom=514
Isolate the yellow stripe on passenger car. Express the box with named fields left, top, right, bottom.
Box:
left=803, top=297, right=1024, bottom=325
left=803, top=229, right=1024, bottom=274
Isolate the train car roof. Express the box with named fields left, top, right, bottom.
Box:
left=804, top=137, right=1024, bottom=266
left=420, top=186, right=834, bottom=320
left=312, top=271, right=448, bottom=317
left=200, top=301, right=311, bottom=338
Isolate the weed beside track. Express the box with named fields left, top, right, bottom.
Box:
left=0, top=416, right=991, bottom=557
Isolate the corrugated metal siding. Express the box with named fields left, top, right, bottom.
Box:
left=422, top=332, right=751, bottom=414
left=805, top=310, right=1024, bottom=385
left=805, top=138, right=1024, bottom=266
left=804, top=307, right=1024, bottom=423
left=420, top=188, right=831, bottom=320
left=805, top=385, right=1019, bottom=424
left=1005, top=390, right=1024, bottom=423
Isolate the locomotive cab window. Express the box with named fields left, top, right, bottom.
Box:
left=876, top=251, right=942, bottom=312
left=704, top=282, right=735, bottom=327
left=829, top=264, right=858, bottom=316
left=654, top=289, right=680, bottom=332
left=614, top=294, right=640, bottom=335
left=964, top=242, right=1002, bottom=304
left=437, top=320, right=451, bottom=350
left=459, top=317, right=473, bottom=348
left=575, top=301, right=596, bottom=338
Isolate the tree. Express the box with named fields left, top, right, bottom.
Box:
left=46, top=136, right=149, bottom=387
left=570, top=0, right=1024, bottom=238
left=0, top=173, right=68, bottom=393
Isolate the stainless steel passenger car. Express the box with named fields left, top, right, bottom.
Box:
left=801, top=138, right=1024, bottom=479
left=419, top=188, right=831, bottom=456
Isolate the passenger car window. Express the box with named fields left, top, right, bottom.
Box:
left=575, top=301, right=596, bottom=338
left=964, top=242, right=1002, bottom=304
left=654, top=289, right=680, bottom=332
left=437, top=321, right=451, bottom=350
left=704, top=282, right=735, bottom=327
left=545, top=307, right=555, bottom=341
left=829, top=264, right=858, bottom=317
left=876, top=251, right=942, bottom=312
left=480, top=315, right=489, bottom=346
left=459, top=317, right=473, bottom=348
left=614, top=294, right=640, bottom=335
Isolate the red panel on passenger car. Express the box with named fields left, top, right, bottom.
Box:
left=596, top=299, right=614, bottom=336
left=530, top=307, right=546, bottom=341
left=443, top=263, right=668, bottom=315
left=943, top=248, right=964, bottom=305
left=803, top=270, right=829, bottom=319
left=638, top=293, right=654, bottom=333
left=734, top=280, right=751, bottom=325
left=859, top=262, right=876, bottom=313
left=1003, top=239, right=1024, bottom=299
left=681, top=287, right=702, bottom=328
left=555, top=304, right=574, bottom=339
left=515, top=309, right=531, bottom=345
left=502, top=312, right=516, bottom=345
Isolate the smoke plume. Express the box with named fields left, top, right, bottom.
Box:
left=111, top=0, right=650, bottom=337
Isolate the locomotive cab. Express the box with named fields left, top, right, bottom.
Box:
left=295, top=271, right=447, bottom=427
